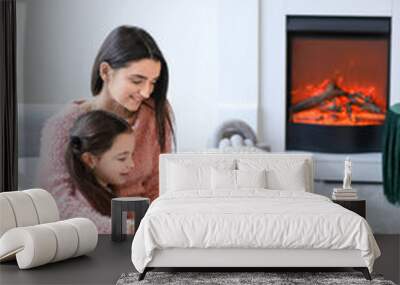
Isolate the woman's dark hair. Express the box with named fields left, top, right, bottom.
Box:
left=91, top=25, right=175, bottom=152
left=65, top=110, right=133, bottom=216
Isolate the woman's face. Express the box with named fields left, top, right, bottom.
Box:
left=91, top=132, right=135, bottom=186
left=105, top=58, right=161, bottom=112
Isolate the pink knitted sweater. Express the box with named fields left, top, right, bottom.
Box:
left=37, top=99, right=172, bottom=234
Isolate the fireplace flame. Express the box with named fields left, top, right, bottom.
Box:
left=290, top=78, right=386, bottom=126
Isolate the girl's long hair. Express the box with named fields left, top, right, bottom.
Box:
left=65, top=110, right=132, bottom=216
left=91, top=25, right=175, bottom=152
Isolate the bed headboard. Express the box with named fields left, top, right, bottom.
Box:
left=159, top=153, right=314, bottom=195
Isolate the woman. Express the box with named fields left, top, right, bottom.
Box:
left=37, top=26, right=175, bottom=233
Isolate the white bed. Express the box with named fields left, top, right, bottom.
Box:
left=131, top=153, right=380, bottom=280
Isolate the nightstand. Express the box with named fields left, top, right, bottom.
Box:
left=332, top=199, right=366, bottom=218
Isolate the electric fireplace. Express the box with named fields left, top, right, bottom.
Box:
left=286, top=17, right=390, bottom=153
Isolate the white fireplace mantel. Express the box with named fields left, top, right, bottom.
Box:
left=259, top=0, right=400, bottom=182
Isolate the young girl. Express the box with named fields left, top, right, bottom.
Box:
left=65, top=110, right=135, bottom=217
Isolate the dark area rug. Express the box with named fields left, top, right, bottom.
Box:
left=116, top=271, right=396, bottom=285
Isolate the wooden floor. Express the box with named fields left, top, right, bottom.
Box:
left=0, top=234, right=399, bottom=285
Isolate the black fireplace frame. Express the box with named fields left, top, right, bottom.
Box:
left=285, top=16, right=391, bottom=153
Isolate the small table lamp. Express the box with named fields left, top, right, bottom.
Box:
left=111, top=197, right=149, bottom=242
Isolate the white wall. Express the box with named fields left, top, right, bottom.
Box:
left=17, top=0, right=259, bottom=151
left=216, top=0, right=259, bottom=139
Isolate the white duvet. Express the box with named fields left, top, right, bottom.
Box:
left=131, top=190, right=380, bottom=273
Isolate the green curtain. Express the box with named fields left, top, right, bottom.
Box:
left=382, top=103, right=400, bottom=205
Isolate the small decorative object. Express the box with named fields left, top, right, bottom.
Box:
left=343, top=156, right=352, bottom=190
left=382, top=103, right=400, bottom=205
left=332, top=157, right=358, bottom=200
left=212, top=119, right=270, bottom=151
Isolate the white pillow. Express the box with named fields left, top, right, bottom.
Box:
left=211, top=168, right=236, bottom=190
left=168, top=163, right=210, bottom=191
left=236, top=169, right=267, bottom=189
left=237, top=159, right=308, bottom=191
left=211, top=169, right=267, bottom=190
left=167, top=159, right=235, bottom=191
